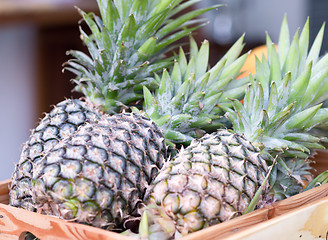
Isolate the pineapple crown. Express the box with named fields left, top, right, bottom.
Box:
left=224, top=16, right=328, bottom=157
left=222, top=16, right=328, bottom=199
left=133, top=36, right=249, bottom=146
left=64, top=0, right=221, bottom=114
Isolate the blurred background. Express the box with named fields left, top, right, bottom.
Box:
left=0, top=0, right=327, bottom=180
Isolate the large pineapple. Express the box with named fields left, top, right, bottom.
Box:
left=9, top=0, right=221, bottom=230
left=30, top=113, right=166, bottom=229
left=136, top=16, right=328, bottom=238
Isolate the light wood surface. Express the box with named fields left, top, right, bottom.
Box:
left=0, top=202, right=132, bottom=240
left=223, top=195, right=328, bottom=240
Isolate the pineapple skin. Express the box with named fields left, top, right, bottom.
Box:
left=10, top=99, right=102, bottom=212
left=144, top=129, right=269, bottom=235
left=29, top=113, right=166, bottom=229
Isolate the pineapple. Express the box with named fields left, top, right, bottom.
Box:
left=143, top=130, right=270, bottom=238
left=10, top=99, right=102, bottom=212
left=10, top=0, right=221, bottom=230
left=136, top=16, right=328, bottom=238
left=30, top=112, right=166, bottom=229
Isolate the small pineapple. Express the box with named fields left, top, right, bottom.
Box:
left=137, top=16, right=328, bottom=238
left=144, top=130, right=269, bottom=237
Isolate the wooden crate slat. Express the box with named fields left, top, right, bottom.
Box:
left=0, top=203, right=131, bottom=240
left=222, top=195, right=328, bottom=240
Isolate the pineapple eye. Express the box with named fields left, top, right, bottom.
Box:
left=180, top=211, right=204, bottom=232
left=129, top=148, right=144, bottom=168
left=86, top=146, right=108, bottom=164
left=65, top=145, right=86, bottom=160
left=147, top=143, right=160, bottom=164
left=199, top=195, right=221, bottom=221
left=96, top=186, right=114, bottom=208
left=103, top=169, right=122, bottom=189
left=124, top=162, right=140, bottom=186
left=61, top=160, right=82, bottom=179
left=65, top=101, right=81, bottom=112
left=167, top=174, right=188, bottom=192
left=186, top=174, right=207, bottom=193
left=150, top=180, right=168, bottom=204
left=41, top=126, right=58, bottom=141
left=20, top=161, right=33, bottom=178
left=50, top=113, right=66, bottom=126
left=107, top=153, right=126, bottom=174
left=80, top=201, right=99, bottom=221
left=42, top=164, right=60, bottom=187
left=179, top=189, right=201, bottom=214
left=52, top=180, right=73, bottom=201
left=208, top=142, right=228, bottom=156
left=163, top=193, right=180, bottom=214
left=46, top=148, right=65, bottom=164
left=82, top=162, right=103, bottom=182
left=110, top=139, right=129, bottom=159
left=85, top=112, right=99, bottom=122
left=43, top=139, right=60, bottom=153
left=59, top=123, right=77, bottom=139
left=68, top=112, right=86, bottom=125
left=75, top=178, right=95, bottom=202
left=28, top=143, right=43, bottom=160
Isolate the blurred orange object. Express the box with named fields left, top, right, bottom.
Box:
left=238, top=45, right=268, bottom=79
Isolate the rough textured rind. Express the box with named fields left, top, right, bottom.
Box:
left=145, top=129, right=269, bottom=235
left=28, top=113, right=166, bottom=229
left=10, top=99, right=102, bottom=212
left=10, top=99, right=167, bottom=230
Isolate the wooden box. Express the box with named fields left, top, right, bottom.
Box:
left=221, top=193, right=328, bottom=239
left=1, top=150, right=328, bottom=239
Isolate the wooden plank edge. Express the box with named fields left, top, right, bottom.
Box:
left=222, top=195, right=328, bottom=240
left=0, top=203, right=132, bottom=240
left=182, top=182, right=328, bottom=240
left=266, top=181, right=328, bottom=218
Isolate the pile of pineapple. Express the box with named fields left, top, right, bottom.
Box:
left=8, top=0, right=328, bottom=239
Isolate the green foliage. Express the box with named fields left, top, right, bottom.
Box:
left=226, top=16, right=328, bottom=154
left=64, top=0, right=221, bottom=114
left=141, top=36, right=248, bottom=145
left=224, top=16, right=328, bottom=200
